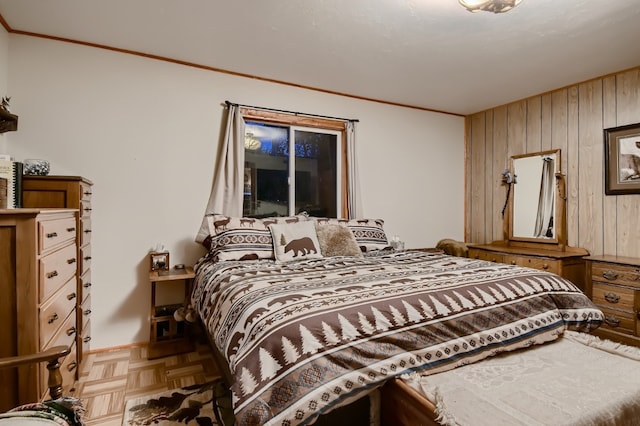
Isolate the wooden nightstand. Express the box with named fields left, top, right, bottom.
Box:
left=148, top=267, right=195, bottom=359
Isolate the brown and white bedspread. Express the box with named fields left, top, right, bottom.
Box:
left=192, top=250, right=603, bottom=426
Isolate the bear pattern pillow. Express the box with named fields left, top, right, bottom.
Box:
left=205, top=214, right=309, bottom=261
left=315, top=224, right=363, bottom=257
left=269, top=221, right=323, bottom=263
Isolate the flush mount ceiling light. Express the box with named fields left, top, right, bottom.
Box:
left=459, top=0, right=522, bottom=13
left=244, top=133, right=262, bottom=150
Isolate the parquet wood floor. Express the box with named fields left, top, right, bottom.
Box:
left=75, top=342, right=219, bottom=425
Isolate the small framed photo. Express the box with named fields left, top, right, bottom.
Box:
left=604, top=123, right=640, bottom=195
left=150, top=251, right=170, bottom=271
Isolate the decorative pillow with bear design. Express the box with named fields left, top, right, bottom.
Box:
left=315, top=224, right=363, bottom=257
left=269, top=221, right=323, bottom=263
left=205, top=214, right=308, bottom=261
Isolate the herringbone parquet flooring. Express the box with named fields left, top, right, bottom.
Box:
left=75, top=342, right=219, bottom=425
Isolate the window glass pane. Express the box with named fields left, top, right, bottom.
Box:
left=243, top=122, right=290, bottom=217
left=294, top=130, right=338, bottom=217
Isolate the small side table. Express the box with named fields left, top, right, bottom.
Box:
left=148, top=267, right=195, bottom=359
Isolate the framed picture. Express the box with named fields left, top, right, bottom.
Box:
left=150, top=251, right=170, bottom=271
left=604, top=123, right=640, bottom=195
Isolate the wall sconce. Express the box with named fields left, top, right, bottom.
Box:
left=459, top=0, right=523, bottom=13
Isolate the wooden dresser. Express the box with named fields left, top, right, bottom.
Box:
left=468, top=242, right=589, bottom=291
left=0, top=209, right=78, bottom=411
left=585, top=255, right=640, bottom=347
left=22, top=176, right=93, bottom=367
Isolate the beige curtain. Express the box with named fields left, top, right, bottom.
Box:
left=346, top=120, right=362, bottom=219
left=195, top=104, right=245, bottom=244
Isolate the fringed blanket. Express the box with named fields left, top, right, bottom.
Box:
left=192, top=251, right=603, bottom=426
left=402, top=331, right=640, bottom=426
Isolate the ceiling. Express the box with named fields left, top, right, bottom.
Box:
left=1, top=0, right=639, bottom=115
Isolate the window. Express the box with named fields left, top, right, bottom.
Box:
left=241, top=108, right=349, bottom=218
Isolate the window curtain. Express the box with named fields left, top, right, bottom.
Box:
left=346, top=120, right=362, bottom=219
left=195, top=104, right=245, bottom=244
left=533, top=157, right=555, bottom=238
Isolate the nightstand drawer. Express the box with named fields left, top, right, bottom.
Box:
left=80, top=217, right=91, bottom=246
left=503, top=255, right=560, bottom=274
left=592, top=282, right=635, bottom=312
left=592, top=263, right=640, bottom=287
left=599, top=307, right=636, bottom=335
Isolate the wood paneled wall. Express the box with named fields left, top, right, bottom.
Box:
left=465, top=67, right=640, bottom=258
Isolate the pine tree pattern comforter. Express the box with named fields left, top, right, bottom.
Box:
left=192, top=250, right=603, bottom=426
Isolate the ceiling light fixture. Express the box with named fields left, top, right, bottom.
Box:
left=244, top=133, right=262, bottom=150
left=459, top=0, right=522, bottom=13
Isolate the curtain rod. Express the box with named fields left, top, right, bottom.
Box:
left=225, top=100, right=359, bottom=123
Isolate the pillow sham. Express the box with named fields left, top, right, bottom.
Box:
left=315, top=224, right=363, bottom=257
left=311, top=217, right=389, bottom=252
left=269, top=221, right=323, bottom=263
left=205, top=214, right=308, bottom=261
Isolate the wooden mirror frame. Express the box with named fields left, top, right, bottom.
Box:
left=505, top=149, right=568, bottom=251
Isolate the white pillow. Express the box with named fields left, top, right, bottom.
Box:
left=269, top=221, right=323, bottom=263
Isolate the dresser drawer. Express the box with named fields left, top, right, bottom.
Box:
left=80, top=217, right=92, bottom=246
left=80, top=199, right=92, bottom=219
left=45, top=308, right=77, bottom=350
left=80, top=181, right=92, bottom=202
left=592, top=263, right=640, bottom=288
left=80, top=244, right=92, bottom=275
left=503, top=255, right=560, bottom=274
left=40, top=243, right=78, bottom=303
left=39, top=216, right=77, bottom=254
left=599, top=307, right=636, bottom=336
left=81, top=293, right=91, bottom=330
left=469, top=249, right=504, bottom=263
left=40, top=277, right=77, bottom=348
left=592, top=282, right=635, bottom=312
left=79, top=269, right=92, bottom=302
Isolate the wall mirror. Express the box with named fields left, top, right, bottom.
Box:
left=509, top=149, right=563, bottom=245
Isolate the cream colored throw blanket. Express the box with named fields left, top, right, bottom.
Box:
left=402, top=332, right=640, bottom=426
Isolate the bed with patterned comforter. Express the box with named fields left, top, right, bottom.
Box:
left=192, top=250, right=603, bottom=426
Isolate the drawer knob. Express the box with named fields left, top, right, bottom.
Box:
left=83, top=282, right=92, bottom=288
left=67, top=258, right=77, bottom=264
left=67, top=362, right=77, bottom=372
left=510, top=260, right=516, bottom=265
left=67, top=292, right=77, bottom=301
left=84, top=229, right=92, bottom=233
left=84, top=207, right=93, bottom=212
left=84, top=191, right=92, bottom=196
left=604, top=316, right=620, bottom=327
left=47, top=313, right=59, bottom=324
left=66, top=326, right=76, bottom=336
left=46, top=232, right=58, bottom=238
left=47, top=270, right=59, bottom=279
left=542, top=264, right=549, bottom=270
left=604, top=293, right=620, bottom=303
left=84, top=256, right=92, bottom=261
left=83, top=336, right=92, bottom=343
left=66, top=227, right=76, bottom=232
left=603, top=270, right=618, bottom=280
left=84, top=309, right=92, bottom=316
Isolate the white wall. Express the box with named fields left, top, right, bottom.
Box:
left=7, top=34, right=465, bottom=349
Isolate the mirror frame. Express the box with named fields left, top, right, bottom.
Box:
left=507, top=149, right=567, bottom=249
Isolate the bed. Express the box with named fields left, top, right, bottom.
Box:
left=192, top=215, right=603, bottom=426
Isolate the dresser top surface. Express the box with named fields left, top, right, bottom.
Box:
left=469, top=242, right=589, bottom=259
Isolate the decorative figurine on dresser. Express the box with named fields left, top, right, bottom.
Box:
left=468, top=150, right=589, bottom=290
left=21, top=176, right=94, bottom=374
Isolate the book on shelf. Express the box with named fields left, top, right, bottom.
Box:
left=0, top=160, right=23, bottom=208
